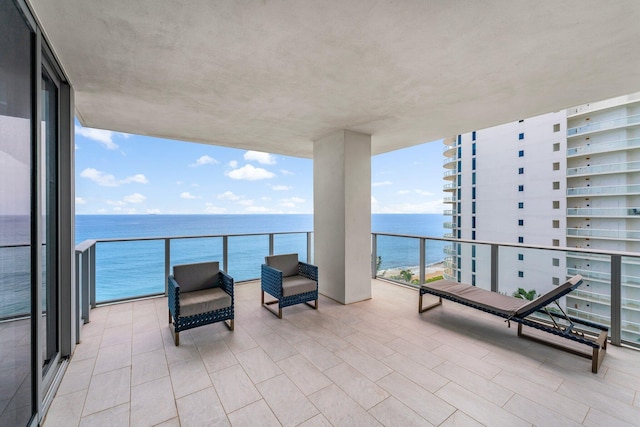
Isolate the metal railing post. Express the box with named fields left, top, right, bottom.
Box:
left=371, top=233, right=377, bottom=278
left=490, top=244, right=499, bottom=292
left=610, top=254, right=622, bottom=346
left=223, top=235, right=228, bottom=273
left=89, top=244, right=96, bottom=309
left=81, top=249, right=90, bottom=323
left=419, top=238, right=426, bottom=284
left=165, top=238, right=171, bottom=296
left=269, top=233, right=274, bottom=255
left=74, top=251, right=81, bottom=342
left=307, top=232, right=312, bottom=263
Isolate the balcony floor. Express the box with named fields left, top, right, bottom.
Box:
left=44, top=279, right=640, bottom=426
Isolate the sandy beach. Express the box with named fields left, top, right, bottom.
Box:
left=377, top=261, right=445, bottom=282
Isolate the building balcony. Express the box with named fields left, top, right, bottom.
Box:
left=443, top=144, right=457, bottom=157
left=443, top=209, right=457, bottom=216
left=567, top=112, right=640, bottom=137
left=566, top=184, right=640, bottom=197
left=42, top=231, right=640, bottom=426
left=443, top=196, right=456, bottom=204
left=443, top=156, right=458, bottom=168
left=443, top=183, right=457, bottom=192
left=567, top=207, right=640, bottom=217
left=443, top=169, right=458, bottom=180
left=567, top=136, right=640, bottom=157
left=567, top=228, right=640, bottom=241
left=566, top=161, right=640, bottom=177
left=443, top=222, right=455, bottom=229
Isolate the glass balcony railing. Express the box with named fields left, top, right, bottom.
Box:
left=75, top=231, right=640, bottom=348
left=567, top=113, right=640, bottom=137
left=443, top=222, right=455, bottom=229
left=567, top=184, right=640, bottom=196
left=443, top=197, right=456, bottom=203
left=567, top=207, right=640, bottom=217
left=443, top=170, right=458, bottom=180
left=566, top=161, right=640, bottom=176
left=443, top=183, right=456, bottom=191
left=443, top=209, right=457, bottom=216
left=443, top=157, right=457, bottom=168
left=567, top=137, right=640, bottom=157
left=567, top=228, right=640, bottom=240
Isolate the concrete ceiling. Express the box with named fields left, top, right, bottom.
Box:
left=30, top=0, right=640, bottom=158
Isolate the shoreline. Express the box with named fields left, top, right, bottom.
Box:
left=377, top=261, right=445, bottom=281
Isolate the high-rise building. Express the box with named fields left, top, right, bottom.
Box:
left=444, top=92, right=640, bottom=343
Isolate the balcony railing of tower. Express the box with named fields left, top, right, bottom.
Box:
left=567, top=228, right=640, bottom=240
left=70, top=232, right=640, bottom=348
left=567, top=184, right=640, bottom=196
left=567, top=207, right=640, bottom=217
left=567, top=112, right=640, bottom=137
left=567, top=137, right=640, bottom=157
left=566, top=161, right=640, bottom=176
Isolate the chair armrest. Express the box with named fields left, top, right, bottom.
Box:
left=219, top=270, right=234, bottom=296
left=168, top=275, right=180, bottom=317
left=261, top=264, right=283, bottom=297
left=298, top=262, right=318, bottom=282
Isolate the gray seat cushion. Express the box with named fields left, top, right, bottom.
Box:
left=173, top=262, right=220, bottom=292
left=266, top=253, right=299, bottom=277
left=282, top=275, right=317, bottom=297
left=179, top=287, right=231, bottom=317
left=421, top=280, right=528, bottom=316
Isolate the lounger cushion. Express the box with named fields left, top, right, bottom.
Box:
left=179, top=287, right=231, bottom=317
left=421, top=281, right=528, bottom=316
left=173, top=262, right=220, bottom=293
left=514, top=275, right=582, bottom=317
left=282, top=275, right=317, bottom=297
left=266, top=254, right=299, bottom=277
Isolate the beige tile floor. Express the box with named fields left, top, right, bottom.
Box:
left=43, top=279, right=640, bottom=426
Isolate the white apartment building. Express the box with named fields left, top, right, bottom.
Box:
left=444, top=93, right=640, bottom=344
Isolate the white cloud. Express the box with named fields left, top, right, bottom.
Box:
left=75, top=125, right=127, bottom=150
left=80, top=168, right=118, bottom=187
left=180, top=192, right=198, bottom=199
left=107, top=200, right=126, bottom=206
left=146, top=209, right=161, bottom=214
left=372, top=181, right=392, bottom=187
left=204, top=203, right=227, bottom=214
left=281, top=197, right=305, bottom=204
left=123, top=193, right=146, bottom=204
left=121, top=174, right=149, bottom=184
left=244, top=151, right=276, bottom=165
left=190, top=155, right=219, bottom=167
left=75, top=197, right=86, bottom=205
left=238, top=200, right=254, bottom=206
left=80, top=168, right=148, bottom=187
left=397, top=190, right=411, bottom=195
left=226, top=164, right=275, bottom=181
left=270, top=185, right=292, bottom=191
left=280, top=169, right=294, bottom=175
left=217, top=191, right=242, bottom=201
left=228, top=160, right=238, bottom=168
left=414, top=189, right=434, bottom=196
left=245, top=206, right=270, bottom=213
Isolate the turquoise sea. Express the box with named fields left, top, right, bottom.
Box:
left=1, top=214, right=446, bottom=316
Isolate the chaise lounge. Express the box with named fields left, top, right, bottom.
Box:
left=418, top=275, right=609, bottom=373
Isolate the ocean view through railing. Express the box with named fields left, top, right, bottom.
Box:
left=70, top=231, right=640, bottom=349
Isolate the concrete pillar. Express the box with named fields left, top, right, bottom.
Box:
left=313, top=130, right=371, bottom=304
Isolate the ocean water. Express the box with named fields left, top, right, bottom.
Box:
left=1, top=214, right=447, bottom=315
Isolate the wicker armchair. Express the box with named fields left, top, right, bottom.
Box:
left=261, top=253, right=318, bottom=318
left=168, top=261, right=234, bottom=345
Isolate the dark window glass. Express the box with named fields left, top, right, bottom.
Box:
left=518, top=133, right=524, bottom=140
left=472, top=131, right=476, bottom=141
left=518, top=167, right=524, bottom=174
left=0, top=2, right=34, bottom=425
left=518, top=185, right=524, bottom=191
left=518, top=254, right=524, bottom=261
left=518, top=150, right=524, bottom=157
left=518, top=202, right=524, bottom=209
left=518, top=236, right=524, bottom=243
left=518, top=219, right=524, bottom=226
left=518, top=271, right=524, bottom=277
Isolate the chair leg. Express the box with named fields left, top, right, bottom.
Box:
left=261, top=290, right=265, bottom=305
left=174, top=330, right=179, bottom=346
left=168, top=310, right=172, bottom=324
left=225, top=319, right=234, bottom=331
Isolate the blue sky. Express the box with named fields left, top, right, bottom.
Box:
left=75, top=121, right=445, bottom=215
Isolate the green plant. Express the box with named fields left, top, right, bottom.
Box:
left=513, top=288, right=538, bottom=301
left=426, top=275, right=443, bottom=283
left=399, top=269, right=413, bottom=282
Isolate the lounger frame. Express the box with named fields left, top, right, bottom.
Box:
left=418, top=278, right=609, bottom=373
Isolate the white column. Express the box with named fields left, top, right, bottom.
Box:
left=314, top=130, right=371, bottom=304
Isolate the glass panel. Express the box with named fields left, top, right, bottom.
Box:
left=273, top=233, right=307, bottom=261
left=376, top=235, right=419, bottom=285
left=41, top=69, right=58, bottom=375
left=0, top=1, right=34, bottom=424
left=96, top=240, right=165, bottom=302
left=227, top=235, right=268, bottom=281
left=170, top=237, right=223, bottom=268
left=622, top=256, right=640, bottom=345
left=424, top=238, right=447, bottom=283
